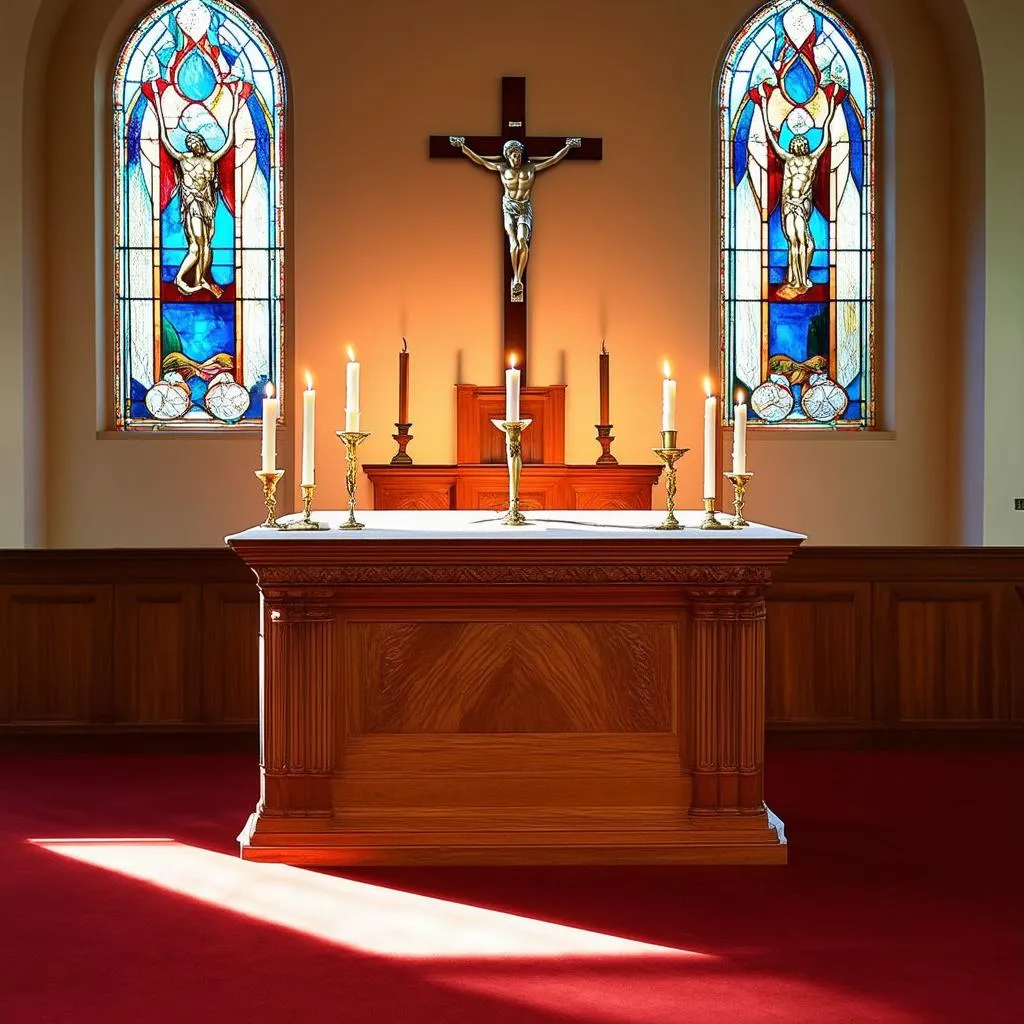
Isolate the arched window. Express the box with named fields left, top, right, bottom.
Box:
left=113, top=0, right=285, bottom=429
left=720, top=1, right=874, bottom=427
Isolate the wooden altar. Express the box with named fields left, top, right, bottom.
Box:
left=228, top=510, right=804, bottom=866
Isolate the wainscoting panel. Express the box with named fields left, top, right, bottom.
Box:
left=1, top=547, right=1022, bottom=744
left=765, top=582, right=871, bottom=724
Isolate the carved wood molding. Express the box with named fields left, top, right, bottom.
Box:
left=256, top=564, right=776, bottom=587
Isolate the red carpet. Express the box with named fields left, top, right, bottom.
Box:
left=1, top=751, right=1021, bottom=1023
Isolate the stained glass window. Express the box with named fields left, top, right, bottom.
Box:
left=720, top=0, right=874, bottom=427
left=114, top=0, right=284, bottom=429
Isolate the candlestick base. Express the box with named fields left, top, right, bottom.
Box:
left=254, top=469, right=285, bottom=528
left=724, top=471, right=754, bottom=528
left=336, top=431, right=371, bottom=530
left=491, top=418, right=533, bottom=526
left=390, top=423, right=414, bottom=465
left=651, top=439, right=688, bottom=530
left=280, top=483, right=327, bottom=530
left=700, top=496, right=730, bottom=531
left=595, top=424, right=618, bottom=465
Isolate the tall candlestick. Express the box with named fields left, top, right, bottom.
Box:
left=505, top=355, right=521, bottom=422
left=398, top=337, right=409, bottom=424
left=662, top=362, right=677, bottom=432
left=345, top=346, right=360, bottom=432
left=732, top=389, right=747, bottom=475
left=599, top=341, right=610, bottom=423
left=301, top=372, right=316, bottom=486
left=261, top=381, right=278, bottom=473
left=703, top=379, right=717, bottom=499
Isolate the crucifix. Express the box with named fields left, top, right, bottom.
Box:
left=429, top=76, right=602, bottom=383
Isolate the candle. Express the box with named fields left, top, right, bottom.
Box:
left=301, top=372, right=315, bottom=486
left=505, top=355, right=521, bottom=422
left=732, top=388, right=747, bottom=474
left=599, top=341, right=610, bottom=424
left=261, top=381, right=278, bottom=473
left=703, top=379, right=717, bottom=499
left=345, top=346, right=360, bottom=432
left=398, top=337, right=409, bottom=424
left=661, top=361, right=676, bottom=432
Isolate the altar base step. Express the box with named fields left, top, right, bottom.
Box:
left=237, top=808, right=787, bottom=866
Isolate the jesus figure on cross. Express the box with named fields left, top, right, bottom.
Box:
left=450, top=135, right=582, bottom=301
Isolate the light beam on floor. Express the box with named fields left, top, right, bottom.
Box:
left=31, top=838, right=709, bottom=961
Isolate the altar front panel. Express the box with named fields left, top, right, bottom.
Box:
left=229, top=511, right=803, bottom=865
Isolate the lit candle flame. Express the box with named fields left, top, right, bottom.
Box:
left=347, top=346, right=356, bottom=362
left=305, top=371, right=313, bottom=391
left=264, top=381, right=275, bottom=399
left=509, top=354, right=517, bottom=369
left=735, top=387, right=746, bottom=405
left=663, top=361, right=672, bottom=380
left=704, top=377, right=713, bottom=399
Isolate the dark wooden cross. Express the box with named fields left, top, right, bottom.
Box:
left=429, top=76, right=602, bottom=383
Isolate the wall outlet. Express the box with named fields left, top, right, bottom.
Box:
left=1015, top=498, right=1024, bottom=510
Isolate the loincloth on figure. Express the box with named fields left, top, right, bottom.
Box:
left=178, top=184, right=216, bottom=234
left=502, top=195, right=533, bottom=239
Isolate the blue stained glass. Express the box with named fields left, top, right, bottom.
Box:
left=783, top=58, right=817, bottom=103
left=733, top=103, right=755, bottom=185
left=720, top=0, right=875, bottom=429
left=769, top=302, right=828, bottom=362
left=176, top=49, right=218, bottom=100
left=163, top=302, right=234, bottom=362
left=249, top=97, right=271, bottom=181
left=114, top=0, right=286, bottom=431
left=127, top=95, right=147, bottom=164
left=845, top=99, right=864, bottom=188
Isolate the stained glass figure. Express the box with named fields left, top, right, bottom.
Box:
left=114, top=0, right=284, bottom=429
left=720, top=0, right=874, bottom=427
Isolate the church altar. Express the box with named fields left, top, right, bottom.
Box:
left=228, top=510, right=804, bottom=865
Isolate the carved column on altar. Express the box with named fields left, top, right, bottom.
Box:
left=260, top=591, right=337, bottom=818
left=685, top=581, right=768, bottom=816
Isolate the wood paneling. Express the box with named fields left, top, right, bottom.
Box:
left=765, top=583, right=870, bottom=723
left=201, top=583, right=260, bottom=723
left=0, top=586, right=112, bottom=724
left=349, top=619, right=674, bottom=733
left=114, top=584, right=200, bottom=723
left=366, top=465, right=663, bottom=513
left=2, top=547, right=1024, bottom=744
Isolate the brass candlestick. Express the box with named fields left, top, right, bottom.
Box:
left=390, top=422, right=414, bottom=465
left=595, top=424, right=618, bottom=465
left=491, top=418, right=533, bottom=526
left=335, top=430, right=371, bottom=530
left=700, top=495, right=730, bottom=530
left=724, top=471, right=754, bottom=528
left=254, top=469, right=285, bottom=528
left=281, top=483, right=327, bottom=530
left=651, top=430, right=689, bottom=530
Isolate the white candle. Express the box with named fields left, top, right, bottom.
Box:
left=505, top=355, right=521, bottom=422
left=661, top=362, right=676, bottom=432
left=703, top=381, right=717, bottom=499
left=732, top=389, right=747, bottom=475
left=301, top=372, right=316, bottom=486
left=261, top=381, right=278, bottom=473
left=345, top=346, right=360, bottom=432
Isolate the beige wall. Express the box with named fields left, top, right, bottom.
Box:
left=0, top=0, right=993, bottom=547
left=966, top=0, right=1024, bottom=545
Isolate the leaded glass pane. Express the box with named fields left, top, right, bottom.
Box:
left=114, top=0, right=285, bottom=429
left=720, top=0, right=875, bottom=428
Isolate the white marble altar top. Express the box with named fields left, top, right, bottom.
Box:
left=227, top=510, right=805, bottom=543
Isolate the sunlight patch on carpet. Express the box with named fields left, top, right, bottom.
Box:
left=31, top=838, right=709, bottom=961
